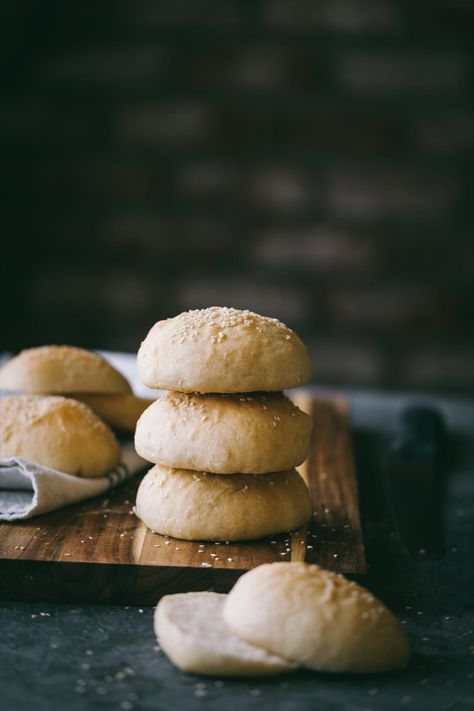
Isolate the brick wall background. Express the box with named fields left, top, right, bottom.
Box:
left=2, top=1, right=473, bottom=392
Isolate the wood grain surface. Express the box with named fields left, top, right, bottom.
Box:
left=0, top=395, right=365, bottom=604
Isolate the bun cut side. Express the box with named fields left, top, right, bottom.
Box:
left=155, top=593, right=295, bottom=676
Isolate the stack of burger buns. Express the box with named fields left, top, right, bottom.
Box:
left=155, top=562, right=410, bottom=677
left=134, top=307, right=313, bottom=542
left=0, top=345, right=153, bottom=433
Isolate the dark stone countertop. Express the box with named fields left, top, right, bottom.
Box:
left=1, top=390, right=473, bottom=711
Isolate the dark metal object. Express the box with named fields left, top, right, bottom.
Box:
left=385, top=405, right=446, bottom=559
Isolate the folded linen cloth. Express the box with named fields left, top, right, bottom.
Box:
left=0, top=442, right=147, bottom=521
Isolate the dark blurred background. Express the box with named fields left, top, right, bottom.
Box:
left=1, top=1, right=473, bottom=392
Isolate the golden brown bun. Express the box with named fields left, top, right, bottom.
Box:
left=0, top=346, right=132, bottom=394
left=134, top=391, right=312, bottom=474
left=0, top=394, right=121, bottom=478
left=135, top=465, right=311, bottom=541
left=73, top=394, right=155, bottom=433
left=137, top=307, right=311, bottom=393
left=223, top=563, right=410, bottom=673
left=154, top=593, right=295, bottom=677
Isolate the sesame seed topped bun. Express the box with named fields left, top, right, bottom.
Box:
left=0, top=394, right=121, bottom=478
left=0, top=345, right=132, bottom=395
left=137, top=307, right=311, bottom=393
left=135, top=465, right=311, bottom=542
left=223, top=563, right=410, bottom=673
left=135, top=391, right=312, bottom=474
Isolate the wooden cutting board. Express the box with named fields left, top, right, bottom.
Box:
left=0, top=395, right=365, bottom=605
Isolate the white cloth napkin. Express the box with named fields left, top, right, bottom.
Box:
left=0, top=443, right=147, bottom=521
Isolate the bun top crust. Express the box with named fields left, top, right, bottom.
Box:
left=0, top=394, right=121, bottom=478
left=134, top=391, right=312, bottom=474
left=0, top=346, right=132, bottom=394
left=135, top=465, right=311, bottom=542
left=137, top=307, right=311, bottom=393
left=223, top=562, right=410, bottom=673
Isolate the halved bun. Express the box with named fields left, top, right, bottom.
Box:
left=155, top=592, right=294, bottom=676
left=223, top=563, right=410, bottom=673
